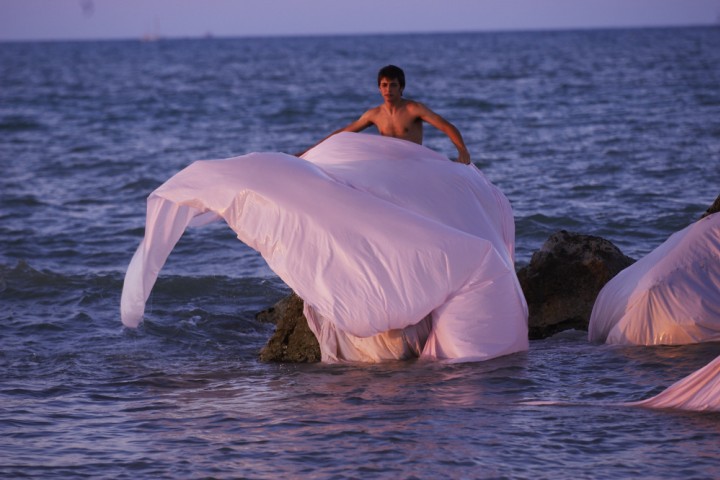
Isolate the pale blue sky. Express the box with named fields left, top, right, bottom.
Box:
left=1, top=0, right=718, bottom=41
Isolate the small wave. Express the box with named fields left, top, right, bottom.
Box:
left=121, top=177, right=164, bottom=192
left=519, top=399, right=577, bottom=406
left=0, top=260, right=285, bottom=303
left=68, top=144, right=101, bottom=154
left=450, top=97, right=507, bottom=111
left=0, top=260, right=120, bottom=290
left=0, top=115, right=45, bottom=132
left=483, top=71, right=528, bottom=81
left=695, top=93, right=720, bottom=107
left=1, top=193, right=47, bottom=209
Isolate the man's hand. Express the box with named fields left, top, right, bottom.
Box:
left=457, top=149, right=471, bottom=165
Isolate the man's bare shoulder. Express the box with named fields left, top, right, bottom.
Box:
left=361, top=104, right=384, bottom=119
left=403, top=99, right=431, bottom=113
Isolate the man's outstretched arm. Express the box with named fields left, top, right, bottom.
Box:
left=415, top=104, right=471, bottom=164
left=295, top=113, right=374, bottom=157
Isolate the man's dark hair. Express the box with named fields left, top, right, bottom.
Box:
left=377, top=65, right=405, bottom=90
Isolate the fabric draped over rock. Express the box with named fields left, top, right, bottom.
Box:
left=121, top=132, right=529, bottom=362
left=589, top=213, right=720, bottom=345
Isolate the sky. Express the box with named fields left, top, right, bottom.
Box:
left=0, top=0, right=719, bottom=41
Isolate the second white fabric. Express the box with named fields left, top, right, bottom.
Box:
left=589, top=213, right=720, bottom=345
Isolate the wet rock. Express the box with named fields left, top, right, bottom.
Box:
left=257, top=292, right=321, bottom=363
left=517, top=230, right=635, bottom=339
left=701, top=194, right=720, bottom=219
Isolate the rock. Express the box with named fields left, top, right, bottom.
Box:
left=701, top=194, right=720, bottom=219
left=257, top=292, right=321, bottom=363
left=517, top=230, right=634, bottom=339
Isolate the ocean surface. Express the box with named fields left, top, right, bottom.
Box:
left=1, top=27, right=719, bottom=479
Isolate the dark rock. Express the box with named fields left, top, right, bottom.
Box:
left=257, top=292, right=321, bottom=363
left=701, top=194, right=720, bottom=219
left=517, top=230, right=634, bottom=340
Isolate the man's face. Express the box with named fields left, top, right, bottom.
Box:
left=378, top=77, right=403, bottom=102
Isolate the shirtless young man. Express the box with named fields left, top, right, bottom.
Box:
left=300, top=65, right=471, bottom=164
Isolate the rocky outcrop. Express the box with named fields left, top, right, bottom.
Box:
left=701, top=194, right=720, bottom=218
left=257, top=292, right=320, bottom=363
left=517, top=230, right=635, bottom=339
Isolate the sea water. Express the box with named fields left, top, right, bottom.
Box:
left=1, top=27, right=719, bottom=479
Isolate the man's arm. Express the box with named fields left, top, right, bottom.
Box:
left=295, top=111, right=375, bottom=157
left=414, top=103, right=471, bottom=164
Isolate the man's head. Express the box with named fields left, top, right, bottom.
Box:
left=377, top=65, right=405, bottom=92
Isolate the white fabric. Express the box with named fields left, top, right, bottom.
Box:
left=121, top=132, right=528, bottom=362
left=589, top=213, right=720, bottom=345
left=629, top=355, right=720, bottom=412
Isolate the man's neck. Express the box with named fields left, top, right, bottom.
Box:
left=383, top=97, right=405, bottom=113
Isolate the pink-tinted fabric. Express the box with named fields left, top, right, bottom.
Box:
left=589, top=213, right=720, bottom=345
left=629, top=355, right=720, bottom=412
left=121, top=132, right=528, bottom=362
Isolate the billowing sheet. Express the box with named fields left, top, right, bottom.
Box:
left=589, top=213, right=720, bottom=345
left=121, top=132, right=529, bottom=362
left=629, top=355, right=720, bottom=412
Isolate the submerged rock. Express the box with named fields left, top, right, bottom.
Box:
left=257, top=292, right=320, bottom=363
left=517, top=230, right=635, bottom=339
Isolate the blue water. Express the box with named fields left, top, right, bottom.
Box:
left=1, top=28, right=720, bottom=478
